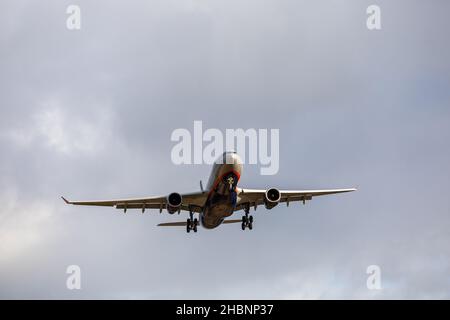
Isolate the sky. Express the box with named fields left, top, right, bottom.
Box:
left=1, top=0, right=450, bottom=299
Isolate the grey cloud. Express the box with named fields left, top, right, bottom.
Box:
left=1, top=0, right=450, bottom=299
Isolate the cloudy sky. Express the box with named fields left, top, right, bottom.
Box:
left=1, top=0, right=449, bottom=299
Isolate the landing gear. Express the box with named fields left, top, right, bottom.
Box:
left=226, top=176, right=235, bottom=191
left=186, top=209, right=198, bottom=233
left=230, top=189, right=237, bottom=207
left=241, top=205, right=253, bottom=231
left=186, top=218, right=198, bottom=233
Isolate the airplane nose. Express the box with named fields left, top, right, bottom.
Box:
left=223, top=151, right=242, bottom=165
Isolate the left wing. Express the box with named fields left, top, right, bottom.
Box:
left=235, top=187, right=356, bottom=212
left=61, top=191, right=208, bottom=213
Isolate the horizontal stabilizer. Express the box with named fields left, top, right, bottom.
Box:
left=222, top=219, right=242, bottom=224
left=157, top=219, right=243, bottom=227
left=157, top=221, right=187, bottom=227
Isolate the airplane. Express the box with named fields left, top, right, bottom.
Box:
left=62, top=151, right=356, bottom=233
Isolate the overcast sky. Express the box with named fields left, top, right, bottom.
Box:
left=1, top=0, right=450, bottom=299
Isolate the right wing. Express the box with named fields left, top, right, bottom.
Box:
left=61, top=191, right=208, bottom=213
left=235, top=187, right=356, bottom=212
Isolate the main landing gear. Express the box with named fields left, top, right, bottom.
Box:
left=186, top=209, right=198, bottom=233
left=241, top=205, right=253, bottom=231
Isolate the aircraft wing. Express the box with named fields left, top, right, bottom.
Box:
left=61, top=191, right=208, bottom=213
left=235, top=187, right=356, bottom=212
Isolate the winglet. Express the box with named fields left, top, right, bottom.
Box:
left=61, top=196, right=70, bottom=204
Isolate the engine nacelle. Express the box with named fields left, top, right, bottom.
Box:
left=264, top=188, right=281, bottom=209
left=166, top=192, right=182, bottom=214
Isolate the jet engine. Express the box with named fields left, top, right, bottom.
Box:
left=166, top=192, right=182, bottom=214
left=264, top=188, right=281, bottom=209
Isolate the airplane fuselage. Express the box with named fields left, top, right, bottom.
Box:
left=200, top=152, right=243, bottom=229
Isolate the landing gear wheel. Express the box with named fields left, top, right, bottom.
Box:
left=241, top=214, right=253, bottom=231
left=186, top=206, right=198, bottom=234
left=187, top=218, right=191, bottom=233
left=193, top=218, right=198, bottom=232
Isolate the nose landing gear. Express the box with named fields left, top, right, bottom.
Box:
left=230, top=189, right=237, bottom=207
left=225, top=173, right=238, bottom=208
left=226, top=176, right=235, bottom=189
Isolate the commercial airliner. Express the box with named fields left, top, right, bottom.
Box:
left=62, top=152, right=356, bottom=233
